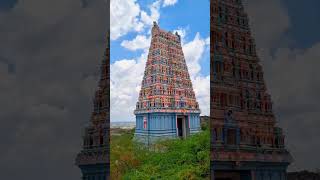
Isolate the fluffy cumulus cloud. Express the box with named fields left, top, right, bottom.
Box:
left=110, top=0, right=143, bottom=40
left=110, top=51, right=148, bottom=121
left=121, top=35, right=151, bottom=51
left=110, top=0, right=170, bottom=121
left=173, top=27, right=188, bottom=44
left=140, top=0, right=161, bottom=26
left=181, top=33, right=210, bottom=117
left=192, top=75, right=210, bottom=117
left=163, top=0, right=178, bottom=7
left=110, top=0, right=161, bottom=40
left=183, top=33, right=206, bottom=78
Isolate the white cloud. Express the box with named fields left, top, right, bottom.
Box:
left=183, top=33, right=206, bottom=77
left=110, top=51, right=148, bottom=121
left=192, top=75, right=210, bottom=116
left=173, top=27, right=188, bottom=44
left=121, top=35, right=151, bottom=51
left=110, top=0, right=161, bottom=40
left=163, top=0, right=178, bottom=7
left=140, top=0, right=161, bottom=26
left=205, top=37, right=210, bottom=45
left=110, top=0, right=144, bottom=40
left=182, top=33, right=210, bottom=116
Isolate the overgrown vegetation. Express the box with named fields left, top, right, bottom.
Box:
left=111, top=126, right=210, bottom=180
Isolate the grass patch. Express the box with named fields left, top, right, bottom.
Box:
left=111, top=127, right=209, bottom=180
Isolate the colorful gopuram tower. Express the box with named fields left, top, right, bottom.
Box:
left=210, top=0, right=292, bottom=180
left=134, top=22, right=201, bottom=144
left=75, top=34, right=110, bottom=180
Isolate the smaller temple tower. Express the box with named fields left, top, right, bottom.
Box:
left=134, top=22, right=201, bottom=144
left=75, top=33, right=110, bottom=180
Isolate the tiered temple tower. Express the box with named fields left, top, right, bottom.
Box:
left=75, top=33, right=110, bottom=180
left=210, top=0, right=292, bottom=180
left=134, top=22, right=201, bottom=144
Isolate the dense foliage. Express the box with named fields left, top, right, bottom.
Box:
left=111, top=127, right=210, bottom=180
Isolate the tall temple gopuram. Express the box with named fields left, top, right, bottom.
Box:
left=134, top=22, right=201, bottom=144
left=75, top=33, right=110, bottom=180
left=210, top=0, right=292, bottom=180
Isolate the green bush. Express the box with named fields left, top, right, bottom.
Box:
left=111, top=128, right=210, bottom=180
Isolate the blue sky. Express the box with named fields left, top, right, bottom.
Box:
left=110, top=0, right=210, bottom=75
left=110, top=0, right=210, bottom=122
